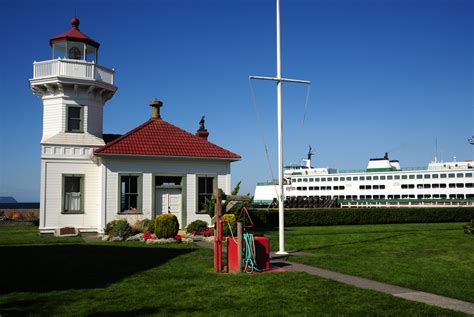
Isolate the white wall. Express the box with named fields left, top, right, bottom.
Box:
left=102, top=156, right=232, bottom=228
left=40, top=159, right=101, bottom=231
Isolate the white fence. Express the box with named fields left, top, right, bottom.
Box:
left=33, top=59, right=114, bottom=85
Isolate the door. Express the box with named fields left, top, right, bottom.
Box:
left=155, top=188, right=182, bottom=221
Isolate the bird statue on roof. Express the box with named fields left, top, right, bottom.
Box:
left=199, top=116, right=206, bottom=131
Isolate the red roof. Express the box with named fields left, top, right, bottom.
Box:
left=94, top=118, right=241, bottom=160
left=50, top=17, right=100, bottom=48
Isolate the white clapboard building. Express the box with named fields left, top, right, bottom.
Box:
left=30, top=17, right=240, bottom=234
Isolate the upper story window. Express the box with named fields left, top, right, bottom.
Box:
left=67, top=106, right=84, bottom=133
left=466, top=173, right=473, bottom=178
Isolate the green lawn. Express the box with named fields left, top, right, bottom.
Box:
left=0, top=226, right=466, bottom=316
left=264, top=223, right=474, bottom=303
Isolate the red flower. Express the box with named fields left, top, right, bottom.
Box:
left=175, top=235, right=182, bottom=242
left=144, top=232, right=151, bottom=241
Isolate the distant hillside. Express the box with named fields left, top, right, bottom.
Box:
left=0, top=197, right=17, bottom=204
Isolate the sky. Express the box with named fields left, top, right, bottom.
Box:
left=0, top=0, right=472, bottom=202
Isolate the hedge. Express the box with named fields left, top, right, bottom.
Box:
left=247, top=207, right=474, bottom=228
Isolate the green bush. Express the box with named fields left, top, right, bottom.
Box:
left=222, top=213, right=237, bottom=237
left=155, top=214, right=179, bottom=238
left=106, top=219, right=133, bottom=238
left=464, top=220, right=474, bottom=234
left=186, top=220, right=208, bottom=233
left=247, top=207, right=474, bottom=228
left=142, top=218, right=155, bottom=233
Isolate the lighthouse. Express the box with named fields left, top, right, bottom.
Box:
left=30, top=17, right=117, bottom=233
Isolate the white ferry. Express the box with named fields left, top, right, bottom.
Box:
left=254, top=149, right=474, bottom=208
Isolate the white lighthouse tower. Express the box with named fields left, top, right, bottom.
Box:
left=30, top=17, right=117, bottom=233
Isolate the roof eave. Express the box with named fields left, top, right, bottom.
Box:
left=94, top=153, right=241, bottom=162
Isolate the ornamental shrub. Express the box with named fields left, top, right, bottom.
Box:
left=464, top=220, right=474, bottom=235
left=155, top=214, right=179, bottom=239
left=106, top=219, right=133, bottom=238
left=186, top=220, right=208, bottom=233
left=142, top=218, right=155, bottom=233
left=222, top=213, right=237, bottom=237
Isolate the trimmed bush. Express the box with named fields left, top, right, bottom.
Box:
left=142, top=218, right=155, bottom=233
left=186, top=220, right=208, bottom=233
left=222, top=213, right=237, bottom=237
left=248, top=207, right=474, bottom=228
left=464, top=220, right=474, bottom=234
left=155, top=214, right=179, bottom=238
left=107, top=219, right=133, bottom=238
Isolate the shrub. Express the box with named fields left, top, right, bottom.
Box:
left=7, top=211, right=23, bottom=220
left=222, top=213, right=236, bottom=237
left=247, top=207, right=474, bottom=228
left=155, top=214, right=179, bottom=239
left=105, top=219, right=133, bottom=238
left=186, top=220, right=208, bottom=233
left=142, top=218, right=155, bottom=233
left=464, top=220, right=474, bottom=235
left=26, top=211, right=37, bottom=219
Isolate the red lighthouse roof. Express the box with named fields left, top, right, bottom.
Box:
left=50, top=17, right=100, bottom=48
left=94, top=118, right=241, bottom=160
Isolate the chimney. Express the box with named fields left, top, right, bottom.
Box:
left=195, top=115, right=209, bottom=141
left=150, top=99, right=163, bottom=119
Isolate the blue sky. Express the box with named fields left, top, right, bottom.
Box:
left=0, top=0, right=472, bottom=201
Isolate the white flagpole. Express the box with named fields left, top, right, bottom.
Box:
left=275, top=0, right=288, bottom=255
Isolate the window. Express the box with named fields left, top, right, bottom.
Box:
left=373, top=185, right=379, bottom=189
left=197, top=177, right=214, bottom=212
left=63, top=175, right=84, bottom=213
left=402, top=175, right=408, bottom=180
left=68, top=46, right=81, bottom=59
left=373, top=176, right=379, bottom=180
left=394, top=175, right=400, bottom=180
left=315, top=178, right=320, bottom=182
left=346, top=177, right=351, bottom=181
left=440, top=184, right=446, bottom=188
left=66, top=106, right=83, bottom=132
left=303, top=178, right=308, bottom=182
left=334, top=177, right=339, bottom=181
left=432, top=184, right=439, bottom=188
left=416, top=174, right=422, bottom=179
left=432, top=174, right=439, bottom=179
left=366, top=176, right=372, bottom=181
left=380, top=176, right=386, bottom=180
left=360, top=176, right=365, bottom=181
left=359, top=185, right=365, bottom=190
left=401, top=184, right=408, bottom=189
left=440, top=174, right=447, bottom=178
left=424, top=174, right=430, bottom=179
left=457, top=173, right=463, bottom=178
left=321, top=178, right=326, bottom=182
left=353, top=176, right=358, bottom=181
left=448, top=173, right=455, bottom=178
left=409, top=175, right=415, bottom=179
left=466, top=173, right=473, bottom=178
left=119, top=174, right=142, bottom=213
left=309, top=178, right=314, bottom=182
left=466, top=183, right=474, bottom=188
left=456, top=183, right=464, bottom=188
left=327, top=178, right=332, bottom=182
left=380, top=185, right=385, bottom=189
left=340, top=177, right=345, bottom=181
left=449, top=183, right=455, bottom=188
left=423, top=184, right=431, bottom=189
left=387, top=176, right=393, bottom=180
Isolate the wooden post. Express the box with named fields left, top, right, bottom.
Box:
left=213, top=188, right=223, bottom=272
left=237, top=221, right=243, bottom=273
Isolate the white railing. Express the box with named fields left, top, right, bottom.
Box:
left=33, top=59, right=114, bottom=85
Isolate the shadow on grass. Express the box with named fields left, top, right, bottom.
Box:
left=0, top=244, right=194, bottom=294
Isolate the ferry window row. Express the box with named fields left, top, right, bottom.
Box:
left=359, top=185, right=385, bottom=190
left=295, top=186, right=345, bottom=191
left=292, top=194, right=473, bottom=200
left=291, top=172, right=473, bottom=183
left=401, top=183, right=474, bottom=189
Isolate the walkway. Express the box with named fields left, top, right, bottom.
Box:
left=196, top=241, right=474, bottom=315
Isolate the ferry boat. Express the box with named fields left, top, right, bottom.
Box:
left=254, top=149, right=474, bottom=208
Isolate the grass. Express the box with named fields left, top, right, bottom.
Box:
left=263, top=222, right=474, bottom=303
left=0, top=226, right=467, bottom=316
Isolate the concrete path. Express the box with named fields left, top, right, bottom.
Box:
left=197, top=241, right=474, bottom=315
